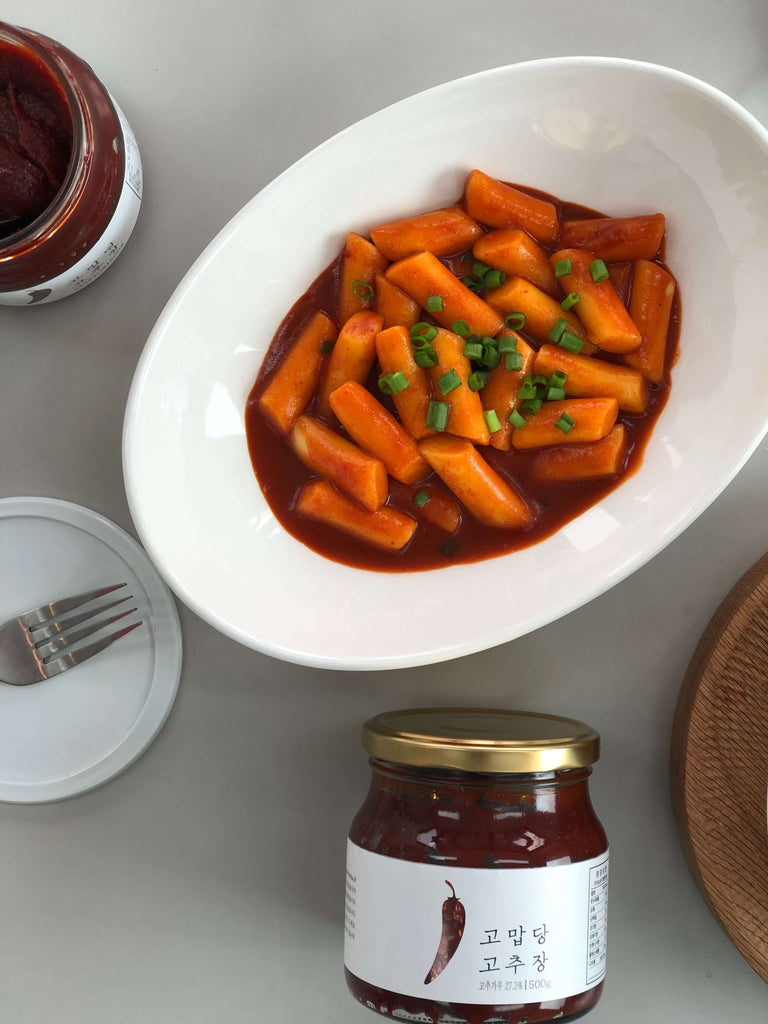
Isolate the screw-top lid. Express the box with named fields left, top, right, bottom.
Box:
left=362, top=707, right=600, bottom=774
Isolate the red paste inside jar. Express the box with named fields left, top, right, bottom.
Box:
left=0, top=39, right=73, bottom=236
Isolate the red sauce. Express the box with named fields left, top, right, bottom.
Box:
left=348, top=760, right=607, bottom=1024
left=246, top=188, right=680, bottom=572
left=0, top=38, right=72, bottom=236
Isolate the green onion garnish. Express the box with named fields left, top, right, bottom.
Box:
left=558, top=331, right=585, bottom=354
left=509, top=409, right=527, bottom=429
left=352, top=279, right=374, bottom=301
left=481, top=345, right=501, bottom=369
left=484, top=409, right=502, bottom=433
left=378, top=371, right=410, bottom=395
left=518, top=378, right=537, bottom=400
left=505, top=312, right=526, bottom=330
left=483, top=269, right=505, bottom=289
left=560, top=292, right=580, bottom=311
left=589, top=259, right=609, bottom=283
left=426, top=401, right=450, bottom=431
left=521, top=398, right=543, bottom=414
left=554, top=258, right=572, bottom=278
left=460, top=276, right=481, bottom=292
left=497, top=335, right=518, bottom=354
left=547, top=387, right=566, bottom=401
left=482, top=335, right=498, bottom=348
left=549, top=317, right=568, bottom=342
left=414, top=348, right=438, bottom=368
left=320, top=340, right=335, bottom=354
left=438, top=369, right=461, bottom=395
left=463, top=340, right=484, bottom=360
left=473, top=260, right=492, bottom=279
left=452, top=319, right=471, bottom=337
left=411, top=322, right=438, bottom=344
left=440, top=538, right=460, bottom=558
left=427, top=294, right=444, bottom=313
left=555, top=413, right=575, bottom=434
left=533, top=375, right=548, bottom=388
left=550, top=370, right=568, bottom=388
left=414, top=490, right=430, bottom=509
left=468, top=371, right=489, bottom=392
left=505, top=352, right=523, bottom=371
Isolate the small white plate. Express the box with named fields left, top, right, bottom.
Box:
left=0, top=497, right=182, bottom=803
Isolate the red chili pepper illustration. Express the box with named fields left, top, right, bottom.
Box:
left=424, top=880, right=465, bottom=984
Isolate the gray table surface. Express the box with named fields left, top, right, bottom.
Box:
left=2, top=2, right=767, bottom=1021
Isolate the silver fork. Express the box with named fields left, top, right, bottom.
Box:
left=0, top=584, right=143, bottom=686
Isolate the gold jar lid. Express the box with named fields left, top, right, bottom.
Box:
left=362, top=707, right=600, bottom=774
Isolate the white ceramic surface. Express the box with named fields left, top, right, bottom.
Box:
left=123, top=57, right=768, bottom=671
left=0, top=497, right=182, bottom=802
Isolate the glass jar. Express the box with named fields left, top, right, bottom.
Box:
left=0, top=22, right=142, bottom=304
left=345, top=708, right=609, bottom=1024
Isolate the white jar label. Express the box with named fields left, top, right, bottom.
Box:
left=345, top=840, right=608, bottom=1007
left=0, top=98, right=142, bottom=306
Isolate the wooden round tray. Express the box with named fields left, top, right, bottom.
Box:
left=671, top=552, right=768, bottom=983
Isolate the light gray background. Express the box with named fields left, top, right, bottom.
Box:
left=1, top=2, right=767, bottom=1021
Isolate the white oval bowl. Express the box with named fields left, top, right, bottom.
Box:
left=123, top=57, right=768, bottom=671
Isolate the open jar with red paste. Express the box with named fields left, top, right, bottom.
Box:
left=0, top=22, right=142, bottom=304
left=345, top=708, right=609, bottom=1024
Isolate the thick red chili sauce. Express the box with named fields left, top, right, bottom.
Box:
left=348, top=761, right=607, bottom=1024
left=0, top=38, right=73, bottom=237
left=246, top=188, right=680, bottom=572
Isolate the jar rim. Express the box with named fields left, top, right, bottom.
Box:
left=362, top=707, right=600, bottom=774
left=0, top=22, right=86, bottom=255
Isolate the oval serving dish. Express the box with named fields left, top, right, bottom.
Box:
left=123, top=57, right=768, bottom=670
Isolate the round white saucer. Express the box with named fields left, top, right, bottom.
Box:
left=0, top=497, right=182, bottom=803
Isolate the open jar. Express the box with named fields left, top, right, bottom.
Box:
left=0, top=22, right=142, bottom=304
left=345, top=708, right=609, bottom=1024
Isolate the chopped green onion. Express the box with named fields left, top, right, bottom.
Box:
left=463, top=340, right=484, bottom=360
left=504, top=312, right=526, bottom=330
left=547, top=387, right=566, bottom=401
left=549, top=370, right=568, bottom=388
left=426, top=294, right=444, bottom=313
left=460, top=276, right=482, bottom=292
left=533, top=375, right=548, bottom=388
left=508, top=409, right=527, bottom=429
left=505, top=352, right=523, bottom=371
left=484, top=409, right=502, bottom=433
left=483, top=269, right=505, bottom=289
left=414, top=348, right=439, bottom=368
left=555, top=413, right=575, bottom=434
left=554, top=258, right=572, bottom=278
left=468, top=371, right=489, bottom=391
left=440, top=538, right=460, bottom=558
left=518, top=378, right=537, bottom=400
left=498, top=335, right=518, bottom=354
left=473, top=260, right=492, bottom=280
left=426, top=401, right=450, bottom=431
left=549, top=317, right=568, bottom=342
left=411, top=322, right=438, bottom=344
left=320, top=340, right=335, bottom=354
left=558, top=331, right=585, bottom=354
left=521, top=398, right=543, bottom=414
left=452, top=319, right=471, bottom=337
left=413, top=489, right=430, bottom=509
left=438, top=369, right=461, bottom=396
left=481, top=345, right=501, bottom=369
left=352, top=279, right=374, bottom=302
left=378, top=371, right=410, bottom=395
left=589, top=259, right=609, bottom=283
left=560, top=292, right=580, bottom=311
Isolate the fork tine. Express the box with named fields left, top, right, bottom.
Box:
left=40, top=620, right=144, bottom=679
left=21, top=583, right=128, bottom=627
left=29, top=595, right=133, bottom=640
left=37, top=608, right=139, bottom=658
